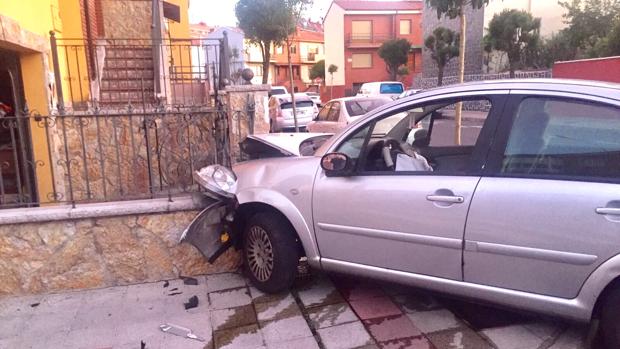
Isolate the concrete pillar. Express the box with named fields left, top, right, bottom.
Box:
left=223, top=84, right=271, bottom=163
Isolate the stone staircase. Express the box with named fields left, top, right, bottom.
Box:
left=99, top=46, right=157, bottom=107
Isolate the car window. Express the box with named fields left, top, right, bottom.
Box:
left=335, top=124, right=371, bottom=164
left=356, top=97, right=493, bottom=173
left=317, top=103, right=332, bottom=121
left=327, top=102, right=341, bottom=121
left=345, top=98, right=390, bottom=117
left=281, top=101, right=314, bottom=109
left=380, top=83, right=404, bottom=94
left=271, top=88, right=286, bottom=95
left=502, top=97, right=620, bottom=179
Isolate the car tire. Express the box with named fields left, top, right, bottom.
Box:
left=242, top=212, right=299, bottom=293
left=600, top=288, right=620, bottom=348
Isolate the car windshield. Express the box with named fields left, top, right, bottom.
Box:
left=281, top=101, right=314, bottom=109
left=271, top=88, right=286, bottom=95
left=380, top=83, right=404, bottom=94
left=345, top=98, right=390, bottom=117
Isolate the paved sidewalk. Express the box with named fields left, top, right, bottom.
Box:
left=0, top=271, right=590, bottom=349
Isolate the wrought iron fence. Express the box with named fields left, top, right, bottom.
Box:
left=414, top=70, right=553, bottom=90
left=49, top=34, right=237, bottom=112
left=0, top=106, right=232, bottom=209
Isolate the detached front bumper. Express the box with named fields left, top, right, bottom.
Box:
left=180, top=197, right=238, bottom=263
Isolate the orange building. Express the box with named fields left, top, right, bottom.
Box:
left=324, top=0, right=423, bottom=97
left=271, top=21, right=325, bottom=92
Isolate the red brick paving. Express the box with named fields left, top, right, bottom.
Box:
left=349, top=295, right=403, bottom=320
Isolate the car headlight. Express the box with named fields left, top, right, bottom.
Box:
left=193, top=165, right=237, bottom=199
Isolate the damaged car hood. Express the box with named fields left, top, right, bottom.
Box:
left=240, top=133, right=332, bottom=158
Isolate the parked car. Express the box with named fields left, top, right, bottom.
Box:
left=268, top=85, right=288, bottom=97
left=305, top=85, right=323, bottom=107
left=356, top=81, right=404, bottom=99
left=183, top=79, right=620, bottom=348
left=268, top=93, right=318, bottom=132
left=399, top=89, right=421, bottom=99
left=306, top=96, right=392, bottom=133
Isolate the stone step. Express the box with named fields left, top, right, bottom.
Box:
left=101, top=79, right=155, bottom=91
left=100, top=90, right=156, bottom=103
left=104, top=59, right=154, bottom=70
left=105, top=47, right=152, bottom=59
left=102, top=69, right=154, bottom=80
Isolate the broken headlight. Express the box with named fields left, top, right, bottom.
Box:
left=193, top=165, right=237, bottom=199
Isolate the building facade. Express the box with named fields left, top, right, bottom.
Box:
left=324, top=0, right=424, bottom=98
left=271, top=23, right=325, bottom=92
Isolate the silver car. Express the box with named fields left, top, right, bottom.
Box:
left=183, top=79, right=620, bottom=347
left=268, top=93, right=318, bottom=132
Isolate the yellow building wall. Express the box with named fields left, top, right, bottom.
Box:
left=1, top=0, right=84, bottom=204
left=165, top=0, right=192, bottom=76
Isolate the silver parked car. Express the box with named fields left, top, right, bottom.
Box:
left=183, top=79, right=620, bottom=347
left=268, top=93, right=318, bottom=132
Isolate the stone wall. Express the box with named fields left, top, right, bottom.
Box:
left=0, top=200, right=241, bottom=296
left=422, top=4, right=485, bottom=79
left=101, top=0, right=152, bottom=39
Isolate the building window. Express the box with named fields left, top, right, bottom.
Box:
left=400, top=20, right=411, bottom=35
left=351, top=53, right=372, bottom=68
left=276, top=46, right=283, bottom=54
left=290, top=45, right=297, bottom=54
left=352, top=20, right=372, bottom=40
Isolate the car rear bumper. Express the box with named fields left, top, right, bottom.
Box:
left=275, top=116, right=313, bottom=130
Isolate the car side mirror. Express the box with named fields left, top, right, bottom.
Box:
left=321, top=152, right=352, bottom=176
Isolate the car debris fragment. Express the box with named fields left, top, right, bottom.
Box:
left=159, top=323, right=205, bottom=341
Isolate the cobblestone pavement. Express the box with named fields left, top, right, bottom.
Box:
left=0, top=271, right=591, bottom=349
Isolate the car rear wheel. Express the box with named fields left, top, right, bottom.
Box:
left=243, top=212, right=299, bottom=293
left=600, top=288, right=620, bottom=348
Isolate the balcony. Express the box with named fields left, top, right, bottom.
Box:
left=305, top=52, right=316, bottom=62
left=346, top=33, right=395, bottom=48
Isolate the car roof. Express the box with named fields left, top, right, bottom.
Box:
left=326, top=96, right=394, bottom=103
left=405, top=79, right=620, bottom=102
left=273, top=93, right=313, bottom=102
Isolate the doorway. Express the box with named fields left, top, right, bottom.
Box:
left=0, top=48, right=36, bottom=207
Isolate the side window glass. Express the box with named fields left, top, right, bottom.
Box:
left=328, top=102, right=341, bottom=121
left=336, top=124, right=371, bottom=165
left=502, top=97, right=620, bottom=179
left=361, top=98, right=492, bottom=173
left=317, top=103, right=331, bottom=121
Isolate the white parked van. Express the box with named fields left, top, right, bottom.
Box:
left=356, top=81, right=405, bottom=99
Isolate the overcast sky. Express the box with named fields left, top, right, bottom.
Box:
left=189, top=0, right=334, bottom=26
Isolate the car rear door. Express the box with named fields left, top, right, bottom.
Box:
left=464, top=93, right=620, bottom=298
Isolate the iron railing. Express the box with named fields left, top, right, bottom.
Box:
left=346, top=33, right=395, bottom=47
left=0, top=106, right=232, bottom=209
left=49, top=34, right=234, bottom=112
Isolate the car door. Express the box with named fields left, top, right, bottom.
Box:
left=312, top=92, right=507, bottom=280
left=464, top=94, right=620, bottom=298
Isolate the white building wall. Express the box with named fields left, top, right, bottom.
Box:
left=484, top=0, right=566, bottom=37
left=324, top=3, right=345, bottom=86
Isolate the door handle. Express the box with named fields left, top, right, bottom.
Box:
left=426, top=195, right=464, bottom=204
left=596, top=207, right=620, bottom=216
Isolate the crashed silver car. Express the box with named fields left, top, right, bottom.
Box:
left=183, top=79, right=620, bottom=347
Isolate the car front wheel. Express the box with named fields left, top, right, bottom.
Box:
left=243, top=212, right=299, bottom=293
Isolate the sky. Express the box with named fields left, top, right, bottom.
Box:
left=189, top=0, right=334, bottom=27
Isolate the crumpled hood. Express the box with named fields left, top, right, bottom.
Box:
left=242, top=133, right=332, bottom=157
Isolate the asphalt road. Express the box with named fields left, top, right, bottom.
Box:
left=430, top=116, right=485, bottom=146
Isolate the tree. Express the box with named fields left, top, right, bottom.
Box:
left=309, top=59, right=325, bottom=80
left=485, top=9, right=541, bottom=78
left=328, top=64, right=338, bottom=99
left=378, top=39, right=412, bottom=81
left=426, top=0, right=490, bottom=145
left=235, top=0, right=291, bottom=84
left=536, top=31, right=577, bottom=68
left=559, top=0, right=620, bottom=58
left=424, top=27, right=459, bottom=86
